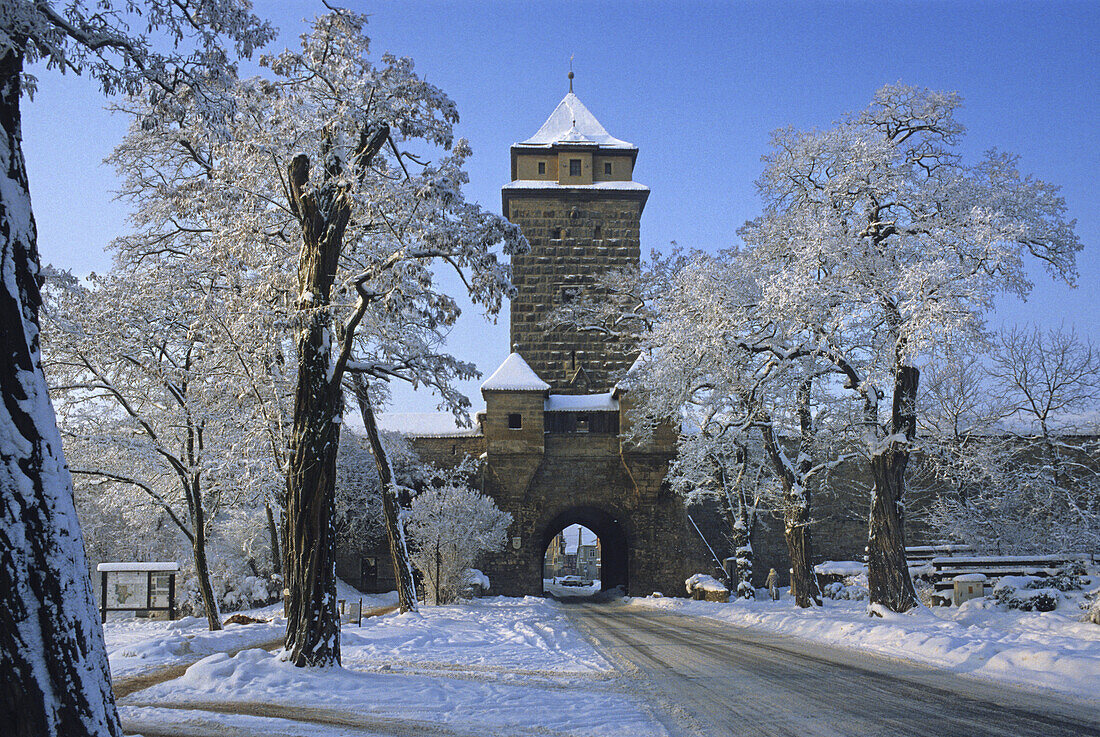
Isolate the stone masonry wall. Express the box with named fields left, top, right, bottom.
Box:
left=408, top=435, right=486, bottom=470
left=507, top=196, right=642, bottom=392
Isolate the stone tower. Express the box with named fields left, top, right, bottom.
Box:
left=501, top=90, right=649, bottom=392
left=337, top=85, right=716, bottom=599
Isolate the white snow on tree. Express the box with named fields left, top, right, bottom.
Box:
left=406, top=460, right=511, bottom=606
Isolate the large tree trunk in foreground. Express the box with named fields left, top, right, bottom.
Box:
left=0, top=49, right=123, bottom=737
left=867, top=365, right=920, bottom=613
left=283, top=153, right=349, bottom=667
left=351, top=377, right=418, bottom=613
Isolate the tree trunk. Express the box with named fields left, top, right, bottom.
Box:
left=351, top=376, right=419, bottom=613
left=191, top=526, right=222, bottom=631
left=866, top=365, right=920, bottom=613
left=760, top=423, right=821, bottom=607
left=0, top=49, right=123, bottom=737
left=283, top=153, right=348, bottom=667
left=719, top=460, right=754, bottom=599
left=266, top=503, right=281, bottom=577
left=732, top=479, right=756, bottom=600
left=783, top=499, right=819, bottom=606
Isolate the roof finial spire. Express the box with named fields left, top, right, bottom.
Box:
left=568, top=54, right=574, bottom=94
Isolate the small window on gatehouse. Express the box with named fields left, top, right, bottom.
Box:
left=569, top=159, right=582, bottom=177
left=538, top=161, right=546, bottom=175
left=604, top=162, right=612, bottom=175
left=508, top=413, right=522, bottom=429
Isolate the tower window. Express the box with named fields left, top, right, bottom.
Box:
left=507, top=413, right=522, bottom=430
left=604, top=162, right=612, bottom=175
left=594, top=224, right=601, bottom=239
left=569, top=159, right=581, bottom=177
left=538, top=161, right=546, bottom=175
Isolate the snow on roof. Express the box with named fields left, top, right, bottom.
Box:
left=813, top=561, right=867, bottom=576
left=613, top=353, right=648, bottom=395
left=518, top=92, right=634, bottom=149
left=545, top=392, right=618, bottom=412
left=97, top=562, right=180, bottom=572
left=502, top=180, right=649, bottom=192
left=373, top=413, right=480, bottom=438
left=481, top=353, right=550, bottom=392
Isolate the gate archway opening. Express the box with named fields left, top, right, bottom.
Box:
left=540, top=507, right=628, bottom=598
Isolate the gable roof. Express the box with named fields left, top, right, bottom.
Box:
left=480, top=352, right=551, bottom=392
left=518, top=92, right=634, bottom=149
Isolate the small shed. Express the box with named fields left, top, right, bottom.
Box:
left=97, top=562, right=180, bottom=622
left=953, top=573, right=988, bottom=606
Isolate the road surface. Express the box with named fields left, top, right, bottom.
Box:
left=568, top=601, right=1100, bottom=737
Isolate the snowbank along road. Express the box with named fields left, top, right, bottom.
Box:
left=568, top=601, right=1100, bottom=737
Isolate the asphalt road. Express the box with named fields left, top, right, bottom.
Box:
left=568, top=601, right=1100, bottom=737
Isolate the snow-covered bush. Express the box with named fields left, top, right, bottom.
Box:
left=815, top=562, right=870, bottom=602
left=822, top=581, right=870, bottom=601
left=1046, top=562, right=1088, bottom=592
left=992, top=577, right=1060, bottom=612
left=463, top=569, right=490, bottom=597
left=219, top=575, right=283, bottom=612
left=406, top=463, right=511, bottom=605
left=1083, top=589, right=1100, bottom=625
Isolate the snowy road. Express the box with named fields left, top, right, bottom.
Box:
left=569, top=601, right=1100, bottom=737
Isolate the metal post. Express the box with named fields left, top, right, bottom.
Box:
left=169, top=573, right=176, bottom=620
left=101, top=571, right=108, bottom=623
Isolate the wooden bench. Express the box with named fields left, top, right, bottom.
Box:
left=906, top=544, right=974, bottom=564
left=928, top=553, right=1096, bottom=605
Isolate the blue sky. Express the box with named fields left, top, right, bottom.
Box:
left=25, top=1, right=1099, bottom=415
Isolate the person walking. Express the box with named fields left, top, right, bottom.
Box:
left=766, top=568, right=781, bottom=601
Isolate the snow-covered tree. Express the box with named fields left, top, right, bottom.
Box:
left=0, top=3, right=271, bottom=734
left=107, top=11, right=525, bottom=664
left=42, top=265, right=264, bottom=631
left=668, top=420, right=768, bottom=599
left=334, top=425, right=420, bottom=549
left=926, top=327, right=1100, bottom=554
left=741, top=83, right=1082, bottom=612
left=406, top=460, right=511, bottom=605
left=627, top=253, right=864, bottom=607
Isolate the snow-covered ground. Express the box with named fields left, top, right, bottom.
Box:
left=109, top=578, right=1100, bottom=735
left=630, top=589, right=1100, bottom=701
left=105, top=581, right=396, bottom=681
left=104, top=606, right=285, bottom=680
left=117, top=594, right=668, bottom=737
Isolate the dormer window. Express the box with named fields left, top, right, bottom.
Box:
left=569, top=159, right=582, bottom=177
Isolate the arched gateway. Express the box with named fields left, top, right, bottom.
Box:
left=541, top=507, right=628, bottom=591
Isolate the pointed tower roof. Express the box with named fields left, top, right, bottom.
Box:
left=481, top=352, right=551, bottom=392
left=518, top=92, right=634, bottom=149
